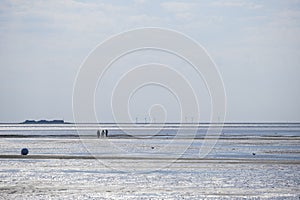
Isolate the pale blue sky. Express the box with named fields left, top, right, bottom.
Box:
left=0, top=0, right=300, bottom=122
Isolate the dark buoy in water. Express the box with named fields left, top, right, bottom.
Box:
left=21, top=148, right=29, bottom=155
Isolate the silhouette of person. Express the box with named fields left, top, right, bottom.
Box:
left=105, top=129, right=108, bottom=137
left=97, top=130, right=100, bottom=138
left=101, top=130, right=105, bottom=138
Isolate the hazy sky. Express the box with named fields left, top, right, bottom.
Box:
left=0, top=0, right=300, bottom=123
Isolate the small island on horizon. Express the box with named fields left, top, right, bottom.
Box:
left=20, top=119, right=72, bottom=124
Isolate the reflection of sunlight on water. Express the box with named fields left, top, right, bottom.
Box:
left=0, top=123, right=300, bottom=198
left=0, top=158, right=299, bottom=199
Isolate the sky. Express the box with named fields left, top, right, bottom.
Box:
left=0, top=0, right=300, bottom=123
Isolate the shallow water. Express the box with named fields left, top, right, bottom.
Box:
left=1, top=159, right=299, bottom=199
left=0, top=123, right=300, bottom=199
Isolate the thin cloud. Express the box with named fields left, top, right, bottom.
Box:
left=161, top=2, right=194, bottom=13
left=160, top=2, right=196, bottom=21
left=211, top=0, right=263, bottom=9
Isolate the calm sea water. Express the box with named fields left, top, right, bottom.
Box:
left=1, top=123, right=300, bottom=137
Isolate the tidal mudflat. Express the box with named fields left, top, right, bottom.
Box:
left=0, top=123, right=299, bottom=199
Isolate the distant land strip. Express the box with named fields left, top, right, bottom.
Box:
left=20, top=119, right=72, bottom=124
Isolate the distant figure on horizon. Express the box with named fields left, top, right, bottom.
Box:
left=101, top=130, right=105, bottom=138
left=97, top=129, right=108, bottom=138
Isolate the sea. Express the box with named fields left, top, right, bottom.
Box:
left=0, top=123, right=299, bottom=199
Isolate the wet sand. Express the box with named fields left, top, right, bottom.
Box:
left=1, top=124, right=300, bottom=199
left=1, top=154, right=300, bottom=165
left=0, top=158, right=299, bottom=199
left=0, top=138, right=300, bottom=199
